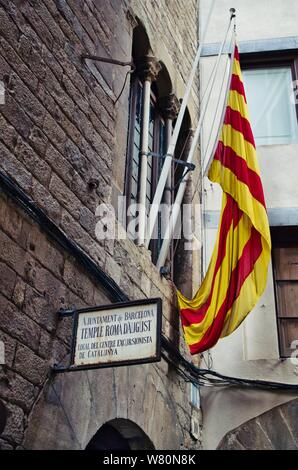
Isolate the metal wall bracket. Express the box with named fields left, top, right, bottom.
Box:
left=160, top=265, right=171, bottom=276
left=81, top=55, right=135, bottom=103
left=147, top=152, right=196, bottom=172
left=81, top=55, right=135, bottom=71
left=57, top=308, right=76, bottom=318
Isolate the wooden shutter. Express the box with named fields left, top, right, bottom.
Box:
left=274, top=246, right=298, bottom=357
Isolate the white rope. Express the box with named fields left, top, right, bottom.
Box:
left=202, top=42, right=232, bottom=169
left=145, top=0, right=217, bottom=248
left=190, top=26, right=236, bottom=204
left=203, top=31, right=236, bottom=176
left=156, top=15, right=234, bottom=269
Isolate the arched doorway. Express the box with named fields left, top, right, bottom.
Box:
left=86, top=418, right=155, bottom=450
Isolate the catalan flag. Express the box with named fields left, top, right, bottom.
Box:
left=177, top=46, right=271, bottom=355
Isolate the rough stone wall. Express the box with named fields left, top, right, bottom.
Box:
left=0, top=191, right=110, bottom=449
left=217, top=398, right=298, bottom=450
left=0, top=0, right=201, bottom=450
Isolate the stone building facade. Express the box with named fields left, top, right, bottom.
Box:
left=0, top=0, right=201, bottom=449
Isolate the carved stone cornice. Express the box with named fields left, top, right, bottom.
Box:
left=126, top=8, right=138, bottom=29
left=135, top=55, right=162, bottom=82
left=158, top=93, right=181, bottom=120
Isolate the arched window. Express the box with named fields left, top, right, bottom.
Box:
left=125, top=21, right=192, bottom=282
left=125, top=80, right=166, bottom=216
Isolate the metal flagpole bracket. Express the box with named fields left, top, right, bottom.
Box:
left=81, top=55, right=136, bottom=103
left=147, top=152, right=196, bottom=172
left=147, top=151, right=195, bottom=191
left=229, top=8, right=236, bottom=19
left=160, top=266, right=171, bottom=276
left=230, top=8, right=236, bottom=33
left=81, top=55, right=135, bottom=71
left=57, top=308, right=76, bottom=318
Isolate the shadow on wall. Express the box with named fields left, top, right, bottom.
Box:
left=86, top=418, right=155, bottom=450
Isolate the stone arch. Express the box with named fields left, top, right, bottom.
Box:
left=132, top=18, right=152, bottom=60
left=174, top=104, right=192, bottom=166
left=86, top=418, right=155, bottom=450
left=156, top=61, right=173, bottom=98
left=217, top=398, right=298, bottom=450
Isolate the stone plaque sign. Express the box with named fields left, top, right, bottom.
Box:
left=70, top=298, right=162, bottom=370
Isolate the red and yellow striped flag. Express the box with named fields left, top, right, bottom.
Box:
left=177, top=46, right=271, bottom=355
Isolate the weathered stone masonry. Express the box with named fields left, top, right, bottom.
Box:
left=0, top=0, right=201, bottom=449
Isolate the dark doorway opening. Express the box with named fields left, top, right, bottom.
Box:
left=86, top=423, right=130, bottom=450
left=86, top=418, right=155, bottom=450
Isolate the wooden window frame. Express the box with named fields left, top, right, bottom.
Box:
left=125, top=77, right=168, bottom=263
left=240, top=50, right=298, bottom=122
left=125, top=76, right=143, bottom=216
left=271, top=226, right=298, bottom=358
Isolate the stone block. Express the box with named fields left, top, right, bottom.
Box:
left=13, top=344, right=48, bottom=386
left=0, top=195, right=23, bottom=244
left=42, top=112, right=66, bottom=154
left=23, top=284, right=56, bottom=333
left=0, top=369, right=37, bottom=412
left=12, top=277, right=26, bottom=309
left=31, top=178, right=61, bottom=223
left=14, top=136, right=51, bottom=187
left=0, top=112, right=18, bottom=151
left=0, top=294, right=41, bottom=352
left=63, top=258, right=95, bottom=305
left=49, top=173, right=82, bottom=221
left=280, top=400, right=298, bottom=445
left=0, top=330, right=17, bottom=368
left=0, top=140, right=33, bottom=193
left=104, top=254, right=122, bottom=286
left=0, top=261, right=17, bottom=299
left=0, top=230, right=26, bottom=277
left=0, top=6, right=20, bottom=46
left=258, top=407, right=297, bottom=450
left=230, top=421, right=274, bottom=450
left=0, top=438, right=14, bottom=450
left=1, top=400, right=25, bottom=445
left=9, top=72, right=46, bottom=126
left=28, top=126, right=48, bottom=156
left=18, top=0, right=54, bottom=51
left=22, top=221, right=64, bottom=278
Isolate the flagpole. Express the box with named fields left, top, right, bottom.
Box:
left=144, top=0, right=216, bottom=248
left=156, top=12, right=236, bottom=271
left=203, top=18, right=236, bottom=176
